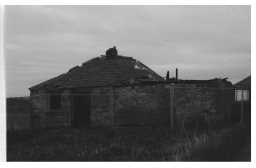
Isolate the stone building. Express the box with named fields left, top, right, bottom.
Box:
left=232, top=76, right=251, bottom=124
left=29, top=47, right=167, bottom=128
left=29, top=47, right=234, bottom=129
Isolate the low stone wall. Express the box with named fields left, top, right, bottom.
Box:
left=7, top=97, right=31, bottom=130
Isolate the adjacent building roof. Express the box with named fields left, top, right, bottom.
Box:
left=235, top=76, right=251, bottom=89
left=165, top=78, right=233, bottom=88
left=29, top=54, right=164, bottom=91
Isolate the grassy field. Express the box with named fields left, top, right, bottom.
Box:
left=172, top=124, right=251, bottom=161
left=7, top=124, right=250, bottom=161
left=7, top=127, right=179, bottom=161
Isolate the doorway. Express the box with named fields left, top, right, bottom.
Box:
left=73, top=94, right=91, bottom=128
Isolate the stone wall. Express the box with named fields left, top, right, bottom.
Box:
left=30, top=84, right=234, bottom=129
left=30, top=90, right=72, bottom=128
left=113, top=84, right=170, bottom=126
left=173, top=85, right=234, bottom=128
left=30, top=90, right=48, bottom=128
left=61, top=90, right=72, bottom=126
left=90, top=87, right=114, bottom=126
left=7, top=97, right=31, bottom=130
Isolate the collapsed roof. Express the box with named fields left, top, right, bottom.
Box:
left=29, top=53, right=164, bottom=91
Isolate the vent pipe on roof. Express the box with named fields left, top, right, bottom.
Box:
left=175, top=68, right=178, bottom=81
left=166, top=70, right=170, bottom=80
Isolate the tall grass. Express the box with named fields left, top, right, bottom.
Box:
left=171, top=124, right=250, bottom=161
left=7, top=124, right=250, bottom=161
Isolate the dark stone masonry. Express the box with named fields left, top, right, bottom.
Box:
left=28, top=48, right=235, bottom=129
left=29, top=83, right=234, bottom=129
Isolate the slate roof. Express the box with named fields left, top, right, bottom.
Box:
left=29, top=55, right=164, bottom=91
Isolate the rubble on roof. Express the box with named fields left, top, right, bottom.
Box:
left=29, top=49, right=164, bottom=91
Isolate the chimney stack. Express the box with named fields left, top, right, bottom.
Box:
left=166, top=70, right=170, bottom=80
left=106, top=46, right=118, bottom=58
left=175, top=68, right=178, bottom=81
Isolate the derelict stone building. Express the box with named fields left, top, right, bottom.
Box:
left=29, top=47, right=169, bottom=128
left=29, top=47, right=234, bottom=129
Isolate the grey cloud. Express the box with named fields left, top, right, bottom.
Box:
left=4, top=5, right=250, bottom=97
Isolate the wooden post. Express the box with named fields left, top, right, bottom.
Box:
left=170, top=86, right=175, bottom=129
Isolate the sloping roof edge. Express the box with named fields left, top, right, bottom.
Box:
left=235, top=75, right=251, bottom=88
left=29, top=55, right=164, bottom=91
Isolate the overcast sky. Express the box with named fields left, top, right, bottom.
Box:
left=5, top=5, right=250, bottom=97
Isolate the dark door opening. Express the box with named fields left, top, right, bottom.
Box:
left=73, top=94, right=91, bottom=128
